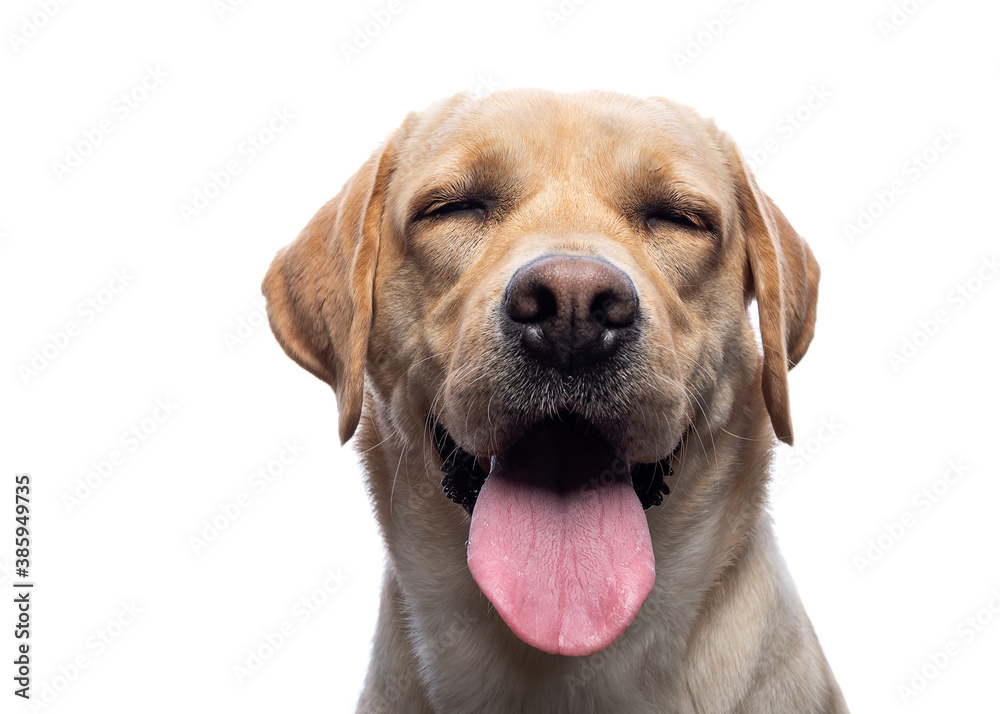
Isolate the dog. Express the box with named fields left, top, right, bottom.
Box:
left=263, top=89, right=848, bottom=713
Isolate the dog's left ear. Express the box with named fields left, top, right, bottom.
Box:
left=729, top=143, right=819, bottom=446
left=262, top=134, right=399, bottom=445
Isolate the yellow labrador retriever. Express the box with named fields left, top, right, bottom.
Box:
left=263, top=89, right=848, bottom=713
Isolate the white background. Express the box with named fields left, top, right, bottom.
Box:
left=2, top=0, right=998, bottom=712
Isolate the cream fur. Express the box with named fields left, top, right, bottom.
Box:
left=263, top=89, right=847, bottom=713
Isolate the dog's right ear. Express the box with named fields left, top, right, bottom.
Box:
left=262, top=137, right=398, bottom=445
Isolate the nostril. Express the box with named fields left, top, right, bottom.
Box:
left=507, top=283, right=557, bottom=324
left=590, top=290, right=637, bottom=329
left=531, top=286, right=558, bottom=323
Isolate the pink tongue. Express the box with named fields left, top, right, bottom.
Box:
left=467, top=428, right=655, bottom=656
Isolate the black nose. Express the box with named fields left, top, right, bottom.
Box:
left=504, top=255, right=638, bottom=367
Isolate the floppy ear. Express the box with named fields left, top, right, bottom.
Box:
left=262, top=138, right=397, bottom=444
left=730, top=144, right=819, bottom=446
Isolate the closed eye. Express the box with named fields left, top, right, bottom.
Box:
left=418, top=198, right=488, bottom=220
left=643, top=208, right=704, bottom=231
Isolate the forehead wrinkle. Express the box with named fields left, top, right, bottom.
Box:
left=620, top=155, right=726, bottom=208
left=530, top=97, right=730, bottom=203
left=424, top=144, right=522, bottom=190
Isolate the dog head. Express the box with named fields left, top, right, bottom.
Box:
left=263, top=89, right=819, bottom=655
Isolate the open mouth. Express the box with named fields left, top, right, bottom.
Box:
left=435, top=417, right=683, bottom=514
left=432, top=414, right=686, bottom=657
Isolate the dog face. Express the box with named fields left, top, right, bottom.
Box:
left=263, top=89, right=818, bottom=657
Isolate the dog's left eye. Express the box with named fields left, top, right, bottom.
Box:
left=643, top=209, right=702, bottom=231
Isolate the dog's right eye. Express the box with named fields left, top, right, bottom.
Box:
left=420, top=199, right=487, bottom=220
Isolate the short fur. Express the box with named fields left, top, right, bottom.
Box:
left=263, top=89, right=847, bottom=713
